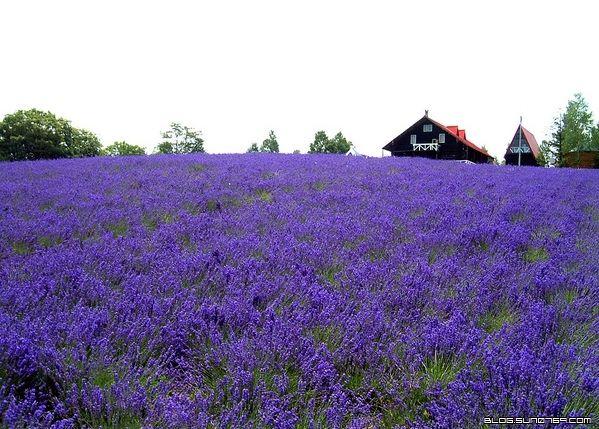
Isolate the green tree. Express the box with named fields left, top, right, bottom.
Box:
left=71, top=128, right=102, bottom=157
left=247, top=142, right=260, bottom=153
left=0, top=109, right=101, bottom=161
left=592, top=124, right=599, bottom=149
left=247, top=131, right=279, bottom=153
left=536, top=150, right=547, bottom=167
left=540, top=113, right=565, bottom=167
left=309, top=130, right=352, bottom=154
left=156, top=122, right=204, bottom=154
left=156, top=141, right=174, bottom=154
left=309, top=131, right=330, bottom=153
left=260, top=130, right=279, bottom=153
left=329, top=132, right=352, bottom=153
left=562, top=93, right=595, bottom=152
left=104, top=141, right=146, bottom=156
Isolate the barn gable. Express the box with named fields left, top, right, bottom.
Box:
left=504, top=124, right=540, bottom=166
left=383, top=113, right=492, bottom=163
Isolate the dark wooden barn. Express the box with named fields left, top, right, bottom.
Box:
left=383, top=112, right=493, bottom=163
left=563, top=150, right=599, bottom=169
left=504, top=124, right=541, bottom=166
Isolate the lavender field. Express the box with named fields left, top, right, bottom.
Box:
left=0, top=154, right=597, bottom=428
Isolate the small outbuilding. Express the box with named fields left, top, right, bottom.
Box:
left=383, top=112, right=493, bottom=163
left=504, top=124, right=541, bottom=166
left=563, top=150, right=599, bottom=169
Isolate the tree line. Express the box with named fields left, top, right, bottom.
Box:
left=0, top=109, right=206, bottom=161
left=246, top=130, right=352, bottom=154
left=0, top=109, right=353, bottom=161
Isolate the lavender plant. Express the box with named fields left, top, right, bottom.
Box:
left=0, top=154, right=597, bottom=428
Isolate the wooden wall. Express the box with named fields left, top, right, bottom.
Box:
left=563, top=151, right=599, bottom=169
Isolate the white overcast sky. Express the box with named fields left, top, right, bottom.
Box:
left=1, top=0, right=598, bottom=158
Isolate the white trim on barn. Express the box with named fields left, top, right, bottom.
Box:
left=412, top=142, right=439, bottom=151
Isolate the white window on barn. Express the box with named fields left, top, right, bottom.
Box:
left=410, top=134, right=417, bottom=144
left=439, top=133, right=445, bottom=143
left=423, top=124, right=433, bottom=132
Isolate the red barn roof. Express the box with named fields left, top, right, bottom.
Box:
left=504, top=125, right=541, bottom=159
left=520, top=126, right=541, bottom=158
left=427, top=117, right=491, bottom=158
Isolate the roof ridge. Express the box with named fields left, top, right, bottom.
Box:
left=426, top=116, right=491, bottom=157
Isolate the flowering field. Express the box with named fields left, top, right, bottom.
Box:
left=0, top=154, right=597, bottom=428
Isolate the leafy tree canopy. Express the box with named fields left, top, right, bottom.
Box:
left=71, top=128, right=102, bottom=158
left=540, top=93, right=599, bottom=167
left=0, top=109, right=102, bottom=161
left=309, top=131, right=351, bottom=154
left=261, top=130, right=279, bottom=153
left=562, top=93, right=595, bottom=152
left=104, top=141, right=146, bottom=156
left=247, top=130, right=279, bottom=153
left=247, top=142, right=260, bottom=153
left=156, top=122, right=204, bottom=154
left=540, top=113, right=565, bottom=167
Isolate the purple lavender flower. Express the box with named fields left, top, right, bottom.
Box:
left=0, top=154, right=597, bottom=427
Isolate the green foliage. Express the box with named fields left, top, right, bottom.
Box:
left=309, top=131, right=329, bottom=153
left=142, top=214, right=159, bottom=231
left=71, top=128, right=102, bottom=157
left=367, top=248, right=388, bottom=261
left=318, top=264, right=343, bottom=286
left=420, top=352, right=463, bottom=386
left=311, top=180, right=327, bottom=191
left=536, top=149, right=547, bottom=167
left=309, top=325, right=343, bottom=352
left=592, top=124, right=599, bottom=149
left=479, top=304, right=517, bottom=333
left=563, top=93, right=596, bottom=152
left=541, top=93, right=599, bottom=166
left=0, top=109, right=102, bottom=161
left=92, top=367, right=115, bottom=389
left=107, top=220, right=129, bottom=238
left=205, top=199, right=220, bottom=212
left=375, top=353, right=462, bottom=427
left=156, top=122, right=204, bottom=154
left=256, top=189, right=273, bottom=202
left=201, top=363, right=227, bottom=390
left=247, top=130, right=279, bottom=153
left=12, top=241, right=33, bottom=255
left=261, top=130, right=279, bottom=153
left=346, top=370, right=364, bottom=391
left=308, top=131, right=352, bottom=154
left=563, top=391, right=599, bottom=418
left=523, top=246, right=549, bottom=263
left=103, top=141, right=146, bottom=156
left=247, top=142, right=260, bottom=153
left=540, top=113, right=565, bottom=167
left=38, top=235, right=63, bottom=249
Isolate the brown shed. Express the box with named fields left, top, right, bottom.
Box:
left=563, top=151, right=599, bottom=169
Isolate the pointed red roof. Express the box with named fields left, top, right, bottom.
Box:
left=520, top=126, right=541, bottom=158
left=504, top=125, right=541, bottom=159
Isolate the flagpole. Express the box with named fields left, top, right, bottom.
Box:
left=518, top=116, right=522, bottom=166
